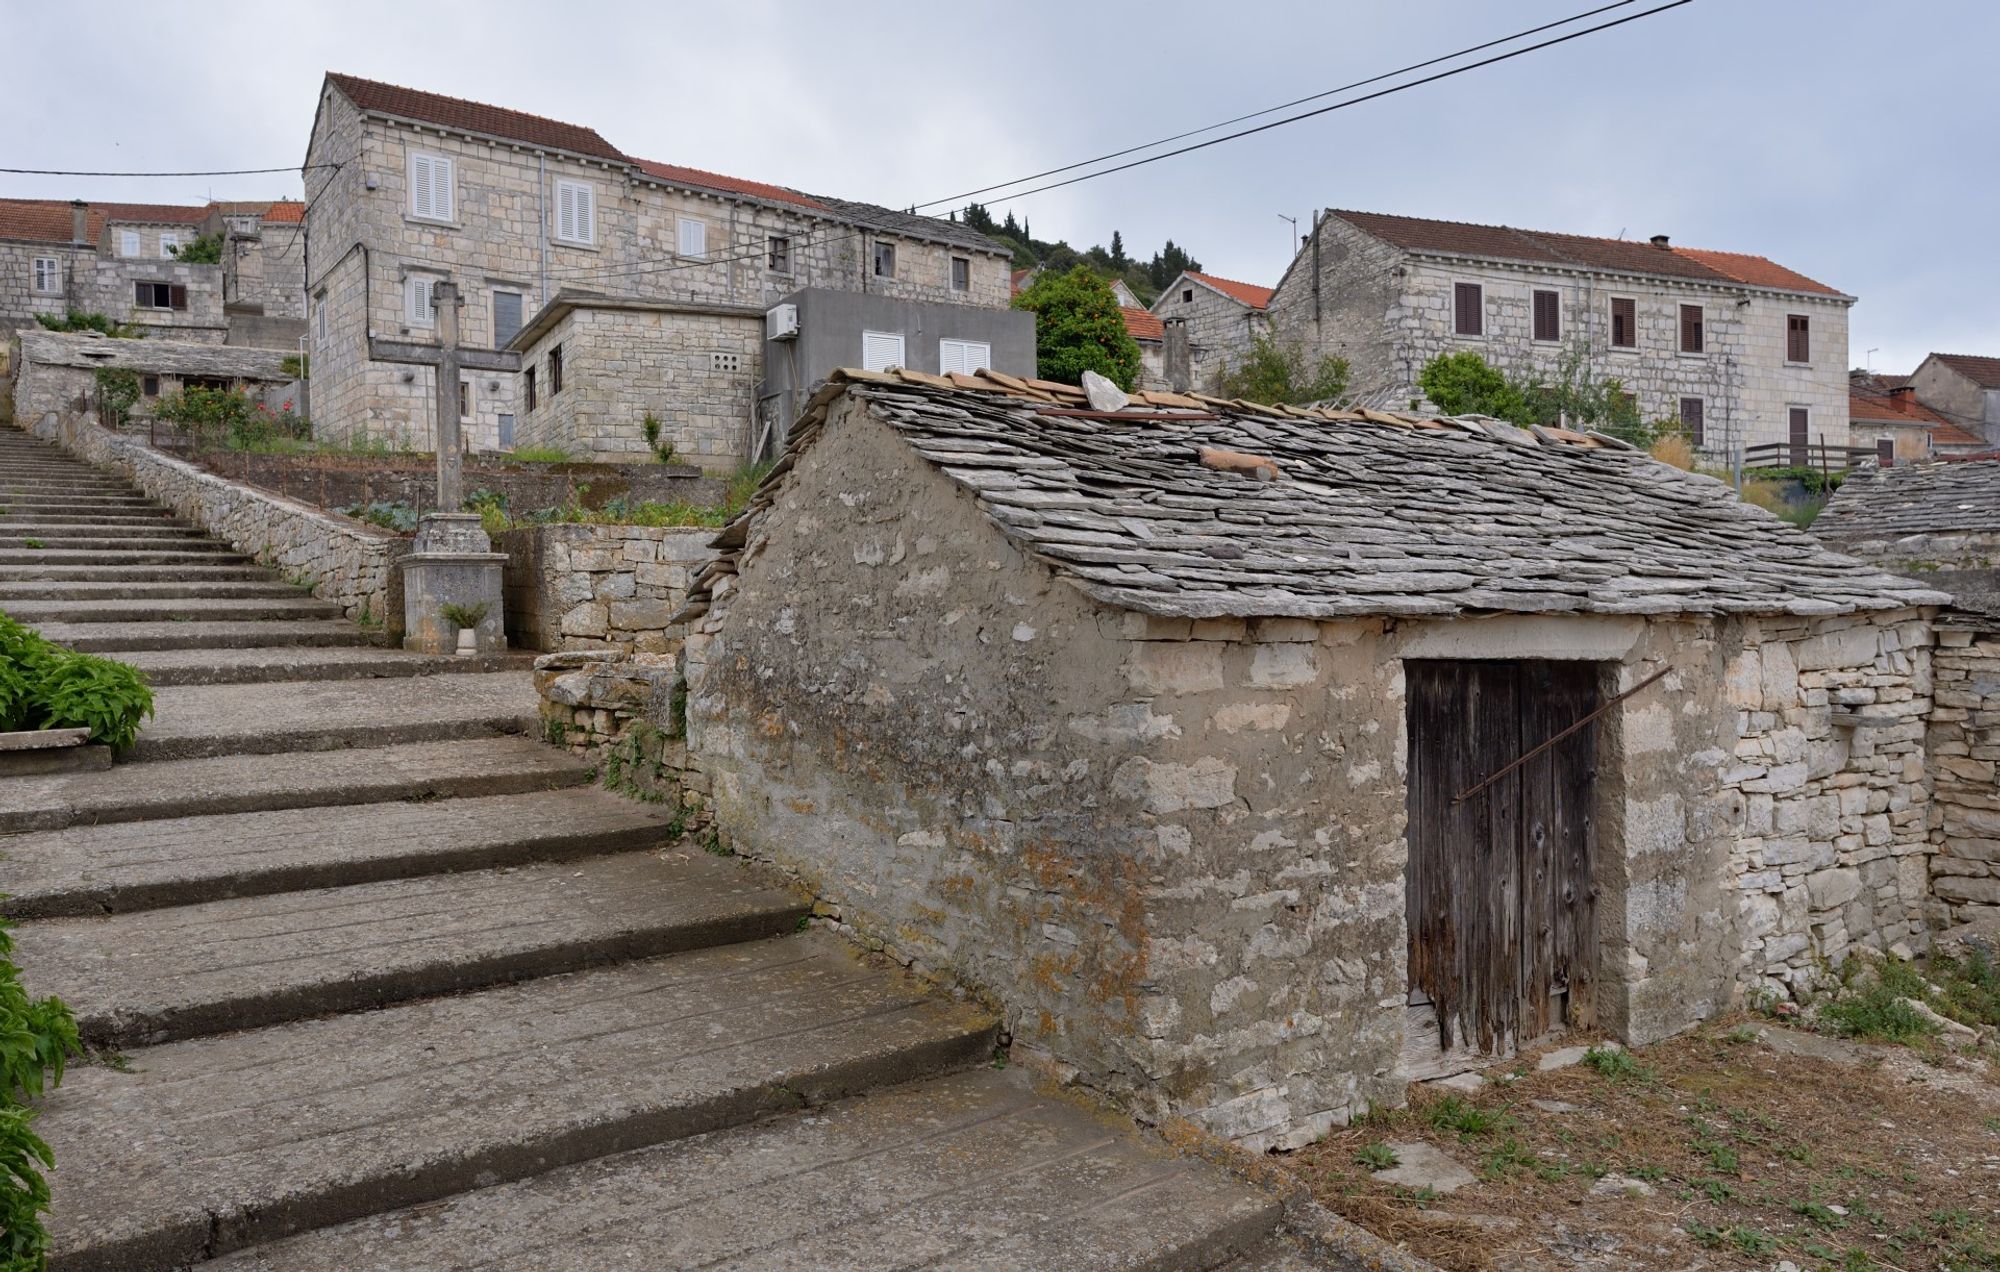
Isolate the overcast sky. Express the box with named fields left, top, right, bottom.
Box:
left=6, top=0, right=1990, bottom=372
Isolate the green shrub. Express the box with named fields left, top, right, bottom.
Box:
left=92, top=369, right=142, bottom=426
left=280, top=354, right=309, bottom=382
left=1012, top=265, right=1142, bottom=391
left=0, top=909, right=81, bottom=1271
left=509, top=445, right=579, bottom=463
left=33, top=311, right=139, bottom=338
left=336, top=500, right=419, bottom=532
left=1418, top=350, right=1526, bottom=421
left=168, top=232, right=223, bottom=265
left=1216, top=334, right=1349, bottom=406
left=0, top=614, right=154, bottom=749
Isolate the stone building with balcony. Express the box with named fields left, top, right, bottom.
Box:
left=1263, top=210, right=1854, bottom=459
left=301, top=73, right=1014, bottom=467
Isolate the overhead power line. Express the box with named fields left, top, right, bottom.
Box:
left=911, top=0, right=1647, bottom=212
left=0, top=165, right=333, bottom=177
left=916, top=0, right=1694, bottom=210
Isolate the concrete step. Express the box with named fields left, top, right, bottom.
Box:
left=24, top=851, right=807, bottom=1046
left=126, top=671, right=536, bottom=760
left=0, top=534, right=234, bottom=552
left=1, top=597, right=344, bottom=625
left=112, top=644, right=534, bottom=686
left=0, top=735, right=594, bottom=839
left=209, top=1068, right=1283, bottom=1272
left=0, top=563, right=274, bottom=583
left=0, top=483, right=139, bottom=496
left=0, top=508, right=184, bottom=523
left=0, top=549, right=251, bottom=568
left=0, top=580, right=304, bottom=602
left=40, top=934, right=998, bottom=1271
left=26, top=618, right=371, bottom=653
left=0, top=521, right=205, bottom=538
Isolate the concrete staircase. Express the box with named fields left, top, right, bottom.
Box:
left=0, top=426, right=1311, bottom=1269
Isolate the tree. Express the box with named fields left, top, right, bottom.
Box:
left=169, top=233, right=223, bottom=265
left=1417, top=344, right=1645, bottom=438
left=1217, top=335, right=1350, bottom=405
left=1417, top=351, right=1526, bottom=421
left=1109, top=230, right=1127, bottom=269
left=1147, top=240, right=1202, bottom=290
left=960, top=203, right=998, bottom=235
left=1012, top=266, right=1142, bottom=391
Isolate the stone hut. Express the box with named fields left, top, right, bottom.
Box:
left=678, top=367, right=1948, bottom=1152
left=1817, top=456, right=2000, bottom=575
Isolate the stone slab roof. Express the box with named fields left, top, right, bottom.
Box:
left=799, top=193, right=1012, bottom=257
left=686, top=369, right=1943, bottom=622
left=18, top=330, right=292, bottom=380
left=1818, top=458, right=2000, bottom=542
left=1328, top=209, right=1845, bottom=298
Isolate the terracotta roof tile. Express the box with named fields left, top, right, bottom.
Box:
left=1930, top=420, right=1988, bottom=449
left=1186, top=270, right=1273, bottom=309
left=1849, top=383, right=1948, bottom=427
left=262, top=200, right=305, bottom=224
left=93, top=202, right=212, bottom=225
left=631, top=158, right=823, bottom=210
left=1121, top=305, right=1164, bottom=341
left=0, top=199, right=87, bottom=245
left=326, top=72, right=627, bottom=162
left=1329, top=210, right=1842, bottom=297
left=1930, top=353, right=2000, bottom=390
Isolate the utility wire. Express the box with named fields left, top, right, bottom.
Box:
left=921, top=0, right=1693, bottom=209
left=0, top=165, right=335, bottom=177
left=910, top=0, right=1646, bottom=212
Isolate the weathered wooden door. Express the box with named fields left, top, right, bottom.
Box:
left=1405, top=659, right=1599, bottom=1056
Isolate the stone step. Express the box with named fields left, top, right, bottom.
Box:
left=0, top=563, right=275, bottom=583
left=0, top=580, right=304, bottom=602
left=26, top=618, right=372, bottom=652
left=113, top=644, right=534, bottom=687
left=0, top=524, right=209, bottom=541
left=40, top=934, right=998, bottom=1271
left=0, top=482, right=140, bottom=495
left=126, top=671, right=536, bottom=760
left=24, top=851, right=807, bottom=1047
left=0, top=506, right=184, bottom=521
left=0, top=534, right=235, bottom=552
left=0, top=736, right=593, bottom=840
left=2, top=597, right=345, bottom=626
left=0, top=549, right=251, bottom=568
left=209, top=1067, right=1282, bottom=1272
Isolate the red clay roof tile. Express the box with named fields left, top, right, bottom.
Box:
left=629, top=158, right=822, bottom=210
left=1186, top=270, right=1273, bottom=309
left=326, top=72, right=627, bottom=162
left=1931, top=353, right=2000, bottom=389
left=1121, top=306, right=1164, bottom=341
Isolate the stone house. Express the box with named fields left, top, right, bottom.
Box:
left=199, top=200, right=310, bottom=347
left=11, top=328, right=295, bottom=427
left=1264, top=210, right=1855, bottom=462
left=678, top=365, right=1945, bottom=1151
left=1147, top=269, right=1272, bottom=390
left=1908, top=353, right=2000, bottom=450
left=1122, top=304, right=1166, bottom=389
left=302, top=73, right=1013, bottom=465
left=1848, top=371, right=1987, bottom=464
left=0, top=199, right=227, bottom=340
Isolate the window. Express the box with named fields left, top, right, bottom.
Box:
left=1876, top=437, right=1894, bottom=467
left=767, top=235, right=791, bottom=272
left=315, top=292, right=328, bottom=344
left=497, top=413, right=515, bottom=449
left=1531, top=289, right=1560, bottom=342
left=492, top=290, right=523, bottom=348
left=1786, top=313, right=1810, bottom=363
left=460, top=381, right=471, bottom=419
left=1182, top=288, right=1194, bottom=303
left=872, top=242, right=896, bottom=278
left=524, top=366, right=537, bottom=412
left=549, top=343, right=563, bottom=394
left=159, top=233, right=180, bottom=259
left=31, top=256, right=58, bottom=294
left=554, top=179, right=595, bottom=245
left=1788, top=406, right=1810, bottom=466
left=409, top=151, right=454, bottom=222
left=861, top=329, right=905, bottom=372
left=677, top=217, right=706, bottom=259
left=939, top=338, right=992, bottom=376
left=1678, top=396, right=1704, bottom=447
left=142, top=375, right=160, bottom=397
left=1610, top=296, right=1636, bottom=348
left=1679, top=303, right=1704, bottom=353
left=119, top=230, right=140, bottom=257
left=1453, top=282, right=1483, bottom=336
left=404, top=275, right=437, bottom=326
left=950, top=256, right=970, bottom=292
left=133, top=281, right=187, bottom=310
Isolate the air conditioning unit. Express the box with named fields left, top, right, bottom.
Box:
left=765, top=303, right=800, bottom=341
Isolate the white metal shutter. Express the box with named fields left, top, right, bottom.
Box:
left=405, top=276, right=435, bottom=325
left=120, top=230, right=140, bottom=257
left=556, top=181, right=593, bottom=244
left=159, top=234, right=179, bottom=259
left=678, top=218, right=706, bottom=258
left=861, top=330, right=905, bottom=372
left=939, top=339, right=992, bottom=376
left=411, top=154, right=453, bottom=221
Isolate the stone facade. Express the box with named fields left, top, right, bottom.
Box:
left=1149, top=273, right=1269, bottom=392
left=202, top=204, right=308, bottom=322
left=20, top=402, right=395, bottom=621
left=302, top=74, right=1012, bottom=459
left=1909, top=355, right=2000, bottom=449
left=11, top=330, right=293, bottom=430
left=498, top=523, right=714, bottom=652
left=1929, top=625, right=2000, bottom=925
left=1265, top=214, right=1853, bottom=454
left=0, top=241, right=91, bottom=332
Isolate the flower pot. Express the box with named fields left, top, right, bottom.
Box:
left=455, top=627, right=477, bottom=657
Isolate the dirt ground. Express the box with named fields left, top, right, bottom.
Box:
left=1289, top=1018, right=2000, bottom=1271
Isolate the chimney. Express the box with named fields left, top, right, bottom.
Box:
left=1649, top=234, right=1671, bottom=250
left=1891, top=384, right=1915, bottom=399
left=70, top=200, right=89, bottom=246
left=1163, top=317, right=1191, bottom=393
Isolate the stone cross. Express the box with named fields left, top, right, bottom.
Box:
left=433, top=281, right=465, bottom=512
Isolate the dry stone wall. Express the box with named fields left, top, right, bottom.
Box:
left=499, top=523, right=714, bottom=653
left=1930, top=627, right=2000, bottom=923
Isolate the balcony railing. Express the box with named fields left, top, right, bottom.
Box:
left=1741, top=441, right=1880, bottom=473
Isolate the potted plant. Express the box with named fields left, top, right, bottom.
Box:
left=440, top=602, right=489, bottom=657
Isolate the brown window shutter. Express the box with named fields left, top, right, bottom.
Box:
left=1533, top=290, right=1559, bottom=341
left=1787, top=314, right=1810, bottom=362
left=1679, top=396, right=1704, bottom=446
left=1876, top=438, right=1894, bottom=466
left=1788, top=407, right=1809, bottom=465
left=1454, top=282, right=1482, bottom=336
left=170, top=284, right=187, bottom=311
left=1611, top=297, right=1635, bottom=347
left=1680, top=304, right=1703, bottom=353
left=134, top=280, right=147, bottom=306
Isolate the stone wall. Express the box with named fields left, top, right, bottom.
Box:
left=0, top=242, right=90, bottom=332
left=182, top=451, right=718, bottom=519
left=87, top=257, right=227, bottom=341
left=498, top=523, right=714, bottom=652
left=533, top=650, right=710, bottom=819
left=1930, top=626, right=2000, bottom=924
left=1150, top=280, right=1267, bottom=392
left=21, top=406, right=395, bottom=621
left=1822, top=529, right=2000, bottom=576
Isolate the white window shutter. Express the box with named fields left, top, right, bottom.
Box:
left=861, top=330, right=905, bottom=372
left=556, top=184, right=575, bottom=243
left=410, top=155, right=433, bottom=219
left=679, top=218, right=705, bottom=258
left=576, top=185, right=593, bottom=244
left=406, top=276, right=434, bottom=325
left=434, top=157, right=453, bottom=221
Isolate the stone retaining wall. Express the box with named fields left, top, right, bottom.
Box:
left=182, top=451, right=721, bottom=518
left=1930, top=627, right=2000, bottom=925
left=21, top=408, right=396, bottom=621
left=533, top=650, right=708, bottom=823
left=498, top=523, right=715, bottom=652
